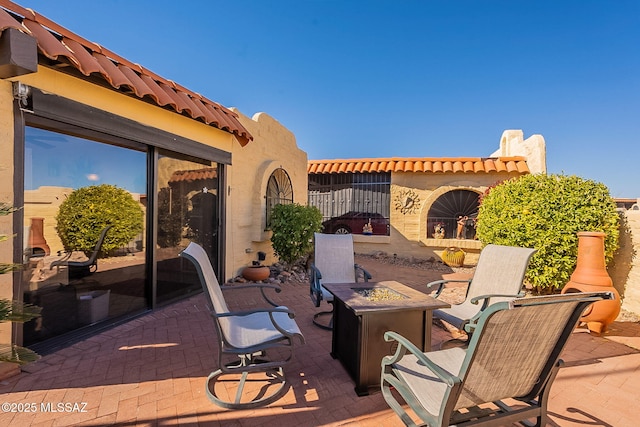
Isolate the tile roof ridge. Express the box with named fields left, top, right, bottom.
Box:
left=27, top=7, right=104, bottom=54
left=0, top=0, right=251, bottom=144
left=308, top=155, right=527, bottom=163
left=307, top=156, right=531, bottom=175
left=0, top=1, right=33, bottom=21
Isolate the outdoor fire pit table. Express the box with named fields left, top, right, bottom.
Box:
left=323, top=280, right=450, bottom=396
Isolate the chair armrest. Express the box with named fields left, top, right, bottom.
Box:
left=216, top=306, right=301, bottom=341
left=49, top=252, right=73, bottom=269
left=382, top=331, right=461, bottom=387
left=216, top=305, right=295, bottom=319
left=308, top=264, right=323, bottom=307
left=355, top=264, right=372, bottom=282
left=464, top=292, right=525, bottom=334
left=221, top=283, right=282, bottom=307
left=308, top=264, right=322, bottom=283
left=426, top=279, right=471, bottom=298
left=470, top=292, right=525, bottom=309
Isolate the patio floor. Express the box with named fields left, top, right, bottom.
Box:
left=1, top=256, right=639, bottom=426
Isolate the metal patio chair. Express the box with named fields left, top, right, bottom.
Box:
left=308, top=232, right=371, bottom=329
left=180, top=242, right=305, bottom=409
left=50, top=225, right=112, bottom=279
left=428, top=244, right=536, bottom=339
left=381, top=291, right=614, bottom=427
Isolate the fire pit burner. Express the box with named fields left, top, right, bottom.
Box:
left=354, top=287, right=407, bottom=302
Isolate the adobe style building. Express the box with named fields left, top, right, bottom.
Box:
left=309, top=130, right=546, bottom=264
left=0, top=1, right=307, bottom=353
left=309, top=138, right=640, bottom=318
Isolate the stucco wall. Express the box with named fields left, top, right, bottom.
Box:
left=610, top=210, right=640, bottom=315
left=228, top=110, right=308, bottom=279
left=491, top=130, right=547, bottom=174
left=0, top=80, right=14, bottom=345
left=353, top=171, right=524, bottom=264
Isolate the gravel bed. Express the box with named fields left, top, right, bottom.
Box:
left=355, top=252, right=476, bottom=275
left=230, top=251, right=640, bottom=323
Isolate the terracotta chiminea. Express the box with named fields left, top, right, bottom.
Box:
left=561, top=231, right=620, bottom=335
left=28, top=217, right=50, bottom=256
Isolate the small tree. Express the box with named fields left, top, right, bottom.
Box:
left=56, top=184, right=144, bottom=256
left=476, top=174, right=620, bottom=293
left=0, top=203, right=41, bottom=364
left=270, top=203, right=323, bottom=265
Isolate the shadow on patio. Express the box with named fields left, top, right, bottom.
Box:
left=1, top=255, right=639, bottom=426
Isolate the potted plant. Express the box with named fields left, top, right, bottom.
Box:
left=441, top=247, right=465, bottom=267
left=433, top=222, right=445, bottom=239
left=241, top=251, right=270, bottom=281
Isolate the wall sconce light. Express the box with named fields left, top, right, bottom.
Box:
left=12, top=81, right=31, bottom=109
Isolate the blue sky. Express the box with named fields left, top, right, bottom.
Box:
left=22, top=0, right=639, bottom=197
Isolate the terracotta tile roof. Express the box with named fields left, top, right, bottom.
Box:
left=308, top=157, right=530, bottom=174
left=0, top=1, right=252, bottom=146
left=169, top=167, right=217, bottom=183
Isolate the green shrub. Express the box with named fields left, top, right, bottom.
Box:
left=56, top=184, right=144, bottom=256
left=476, top=174, right=619, bottom=293
left=270, top=203, right=323, bottom=265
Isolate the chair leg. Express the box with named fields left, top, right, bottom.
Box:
left=534, top=360, right=563, bottom=426
left=312, top=310, right=334, bottom=330
left=205, top=366, right=289, bottom=409
left=381, top=375, right=420, bottom=427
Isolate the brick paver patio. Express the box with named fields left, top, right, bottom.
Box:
left=1, top=256, right=638, bottom=426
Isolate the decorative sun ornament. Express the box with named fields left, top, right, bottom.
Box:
left=394, top=189, right=420, bottom=215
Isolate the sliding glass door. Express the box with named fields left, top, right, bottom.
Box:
left=20, top=116, right=226, bottom=350
left=22, top=127, right=147, bottom=346
left=155, top=150, right=220, bottom=305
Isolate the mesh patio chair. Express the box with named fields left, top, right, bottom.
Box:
left=309, top=232, right=371, bottom=329
left=381, top=291, right=614, bottom=427
left=180, top=242, right=305, bottom=409
left=50, top=225, right=112, bottom=279
left=428, top=244, right=536, bottom=340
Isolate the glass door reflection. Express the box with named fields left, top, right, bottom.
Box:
left=156, top=151, right=220, bottom=304
left=22, top=127, right=147, bottom=346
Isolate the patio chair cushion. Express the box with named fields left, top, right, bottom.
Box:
left=313, top=232, right=358, bottom=303
left=392, top=347, right=466, bottom=415
left=431, top=244, right=536, bottom=332
left=221, top=309, right=303, bottom=349
left=309, top=232, right=371, bottom=329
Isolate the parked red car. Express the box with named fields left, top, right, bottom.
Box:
left=322, top=212, right=390, bottom=235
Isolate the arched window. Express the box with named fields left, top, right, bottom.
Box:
left=427, top=189, right=479, bottom=239
left=266, top=168, right=293, bottom=228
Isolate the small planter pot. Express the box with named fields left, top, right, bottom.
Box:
left=241, top=265, right=270, bottom=282
left=441, top=247, right=465, bottom=267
